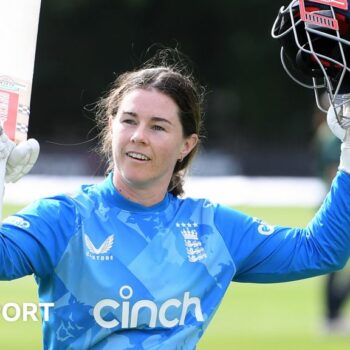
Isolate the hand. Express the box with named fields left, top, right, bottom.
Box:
left=327, top=106, right=347, bottom=141
left=327, top=105, right=350, bottom=174
left=0, top=132, right=15, bottom=161
left=5, top=138, right=40, bottom=183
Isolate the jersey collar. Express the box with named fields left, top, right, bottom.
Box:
left=98, top=173, right=172, bottom=212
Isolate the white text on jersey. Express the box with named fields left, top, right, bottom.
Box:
left=93, top=285, right=204, bottom=329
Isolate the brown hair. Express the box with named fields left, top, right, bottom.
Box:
left=95, top=51, right=205, bottom=196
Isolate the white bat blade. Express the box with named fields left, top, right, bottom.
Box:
left=0, top=0, right=41, bottom=142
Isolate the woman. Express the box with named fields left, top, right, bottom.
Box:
left=1, top=58, right=350, bottom=350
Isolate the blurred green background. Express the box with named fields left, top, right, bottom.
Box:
left=29, top=0, right=319, bottom=178
left=1, top=204, right=349, bottom=349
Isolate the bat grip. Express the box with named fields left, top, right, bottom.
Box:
left=0, top=156, right=6, bottom=223
left=0, top=125, right=14, bottom=223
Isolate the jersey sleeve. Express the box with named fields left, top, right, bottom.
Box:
left=214, top=171, right=350, bottom=283
left=0, top=195, right=78, bottom=280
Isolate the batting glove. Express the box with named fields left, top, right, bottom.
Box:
left=327, top=105, right=350, bottom=174
left=4, top=137, right=40, bottom=183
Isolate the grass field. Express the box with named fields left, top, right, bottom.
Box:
left=0, top=204, right=349, bottom=349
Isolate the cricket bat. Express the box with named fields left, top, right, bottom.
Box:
left=0, top=0, right=41, bottom=221
left=0, top=0, right=41, bottom=143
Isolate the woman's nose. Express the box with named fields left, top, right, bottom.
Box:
left=130, top=126, right=147, bottom=144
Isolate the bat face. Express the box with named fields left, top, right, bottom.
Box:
left=0, top=75, right=30, bottom=142
left=0, top=0, right=41, bottom=144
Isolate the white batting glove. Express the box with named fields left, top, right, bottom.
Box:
left=327, top=106, right=350, bottom=174
left=5, top=138, right=40, bottom=183
left=0, top=132, right=15, bottom=161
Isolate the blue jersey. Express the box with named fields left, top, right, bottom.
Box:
left=1, top=171, right=350, bottom=349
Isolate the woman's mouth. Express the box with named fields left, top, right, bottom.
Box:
left=126, top=152, right=150, bottom=161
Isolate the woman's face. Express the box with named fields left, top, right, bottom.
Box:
left=110, top=88, right=198, bottom=192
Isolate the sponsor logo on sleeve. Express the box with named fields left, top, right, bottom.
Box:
left=3, top=216, right=30, bottom=229
left=253, top=217, right=275, bottom=236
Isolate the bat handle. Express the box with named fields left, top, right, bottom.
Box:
left=0, top=159, right=6, bottom=223
left=0, top=126, right=14, bottom=224
left=0, top=131, right=6, bottom=223
left=0, top=127, right=7, bottom=223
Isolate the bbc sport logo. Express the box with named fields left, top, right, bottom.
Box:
left=0, top=302, right=54, bottom=322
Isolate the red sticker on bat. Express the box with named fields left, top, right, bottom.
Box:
left=0, top=75, right=30, bottom=143
left=0, top=77, right=19, bottom=141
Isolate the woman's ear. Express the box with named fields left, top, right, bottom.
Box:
left=179, top=133, right=198, bottom=160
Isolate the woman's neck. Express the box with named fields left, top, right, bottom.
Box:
left=112, top=173, right=168, bottom=207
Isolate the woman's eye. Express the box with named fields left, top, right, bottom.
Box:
left=152, top=125, right=165, bottom=131
left=122, top=119, right=136, bottom=125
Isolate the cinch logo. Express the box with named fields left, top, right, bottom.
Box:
left=84, top=234, right=114, bottom=261
left=93, top=285, right=204, bottom=329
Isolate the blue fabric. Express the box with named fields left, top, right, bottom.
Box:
left=1, top=171, right=350, bottom=349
